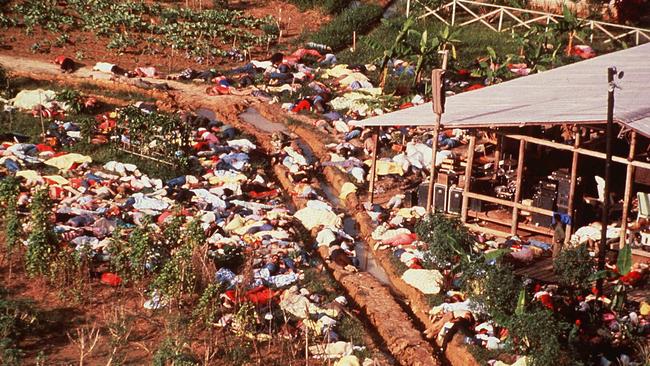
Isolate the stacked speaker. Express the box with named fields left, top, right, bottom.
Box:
left=531, top=169, right=573, bottom=227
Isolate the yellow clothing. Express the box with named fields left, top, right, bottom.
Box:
left=339, top=182, right=357, bottom=200
left=364, top=160, right=404, bottom=176
left=45, top=153, right=92, bottom=171
left=16, top=170, right=42, bottom=184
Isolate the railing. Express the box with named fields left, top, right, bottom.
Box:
left=413, top=0, right=650, bottom=46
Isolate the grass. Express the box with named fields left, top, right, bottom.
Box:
left=309, top=3, right=384, bottom=51
left=286, top=0, right=352, bottom=14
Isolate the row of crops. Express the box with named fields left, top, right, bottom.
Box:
left=0, top=0, right=279, bottom=58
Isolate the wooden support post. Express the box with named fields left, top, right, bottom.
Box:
left=368, top=126, right=380, bottom=204
left=461, top=134, right=476, bottom=223
left=493, top=132, right=501, bottom=177
left=564, top=131, right=581, bottom=244
left=426, top=116, right=441, bottom=212
left=619, top=131, right=637, bottom=248
left=511, top=139, right=526, bottom=235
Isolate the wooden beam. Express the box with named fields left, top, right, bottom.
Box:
left=564, top=131, right=581, bottom=245
left=461, top=135, right=476, bottom=223
left=465, top=223, right=512, bottom=238
left=493, top=132, right=502, bottom=176
left=368, top=126, right=380, bottom=204
left=427, top=116, right=441, bottom=212
left=619, top=131, right=637, bottom=248
left=464, top=191, right=555, bottom=217
left=504, top=133, right=650, bottom=171
left=511, top=140, right=526, bottom=235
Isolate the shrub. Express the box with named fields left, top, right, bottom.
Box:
left=463, top=262, right=522, bottom=323
left=310, top=4, right=383, bottom=51
left=55, top=89, right=84, bottom=115
left=0, top=178, right=21, bottom=256
left=506, top=307, right=571, bottom=366
left=47, top=248, right=88, bottom=302
left=25, top=189, right=57, bottom=277
left=553, top=244, right=595, bottom=291
left=152, top=220, right=205, bottom=302
left=416, top=212, right=477, bottom=269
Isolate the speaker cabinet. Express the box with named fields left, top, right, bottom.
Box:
left=417, top=183, right=429, bottom=207
left=447, top=186, right=463, bottom=215
left=434, top=183, right=448, bottom=212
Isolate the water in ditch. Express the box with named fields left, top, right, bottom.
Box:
left=239, top=107, right=287, bottom=133
left=235, top=107, right=393, bottom=286
left=320, top=185, right=392, bottom=286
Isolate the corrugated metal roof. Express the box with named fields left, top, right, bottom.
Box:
left=352, top=43, right=650, bottom=136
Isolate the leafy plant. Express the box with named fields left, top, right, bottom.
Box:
left=192, top=283, right=224, bottom=327
left=25, top=189, right=57, bottom=277
left=416, top=212, right=477, bottom=269
left=506, top=307, right=571, bottom=366
left=47, top=248, right=88, bottom=303
left=463, top=262, right=522, bottom=323
left=152, top=218, right=205, bottom=304
left=56, top=89, right=84, bottom=115
left=553, top=244, right=595, bottom=291
left=0, top=178, right=21, bottom=257
left=471, top=46, right=513, bottom=85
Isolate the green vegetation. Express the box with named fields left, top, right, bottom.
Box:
left=25, top=189, right=57, bottom=277
left=0, top=288, right=40, bottom=366
left=337, top=17, right=518, bottom=70
left=310, top=4, right=384, bottom=51
left=10, top=0, right=277, bottom=58
left=416, top=212, right=477, bottom=269
left=0, top=178, right=21, bottom=260
left=553, top=244, right=595, bottom=291
left=288, top=0, right=351, bottom=14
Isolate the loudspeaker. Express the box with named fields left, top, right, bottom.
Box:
left=417, top=183, right=429, bottom=207
left=447, top=186, right=463, bottom=215
left=532, top=191, right=555, bottom=227
left=404, top=189, right=418, bottom=208
left=434, top=183, right=448, bottom=212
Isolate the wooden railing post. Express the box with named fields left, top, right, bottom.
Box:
left=511, top=140, right=526, bottom=235
left=461, top=135, right=476, bottom=223
left=620, top=132, right=637, bottom=248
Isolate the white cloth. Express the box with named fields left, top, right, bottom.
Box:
left=191, top=189, right=227, bottom=210
left=401, top=269, right=443, bottom=295
left=93, top=62, right=116, bottom=73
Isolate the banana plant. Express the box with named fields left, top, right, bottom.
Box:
left=553, top=4, right=589, bottom=56
left=471, top=46, right=513, bottom=85
left=378, top=17, right=415, bottom=87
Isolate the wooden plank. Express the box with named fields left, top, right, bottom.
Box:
left=465, top=191, right=555, bottom=217
left=504, top=133, right=650, bottom=171
left=565, top=131, right=581, bottom=244
left=511, top=140, right=526, bottom=235
left=461, top=135, right=476, bottom=222
left=620, top=132, right=637, bottom=248
left=368, top=126, right=380, bottom=204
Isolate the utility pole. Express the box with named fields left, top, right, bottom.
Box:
left=426, top=51, right=448, bottom=212
left=597, top=66, right=620, bottom=295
